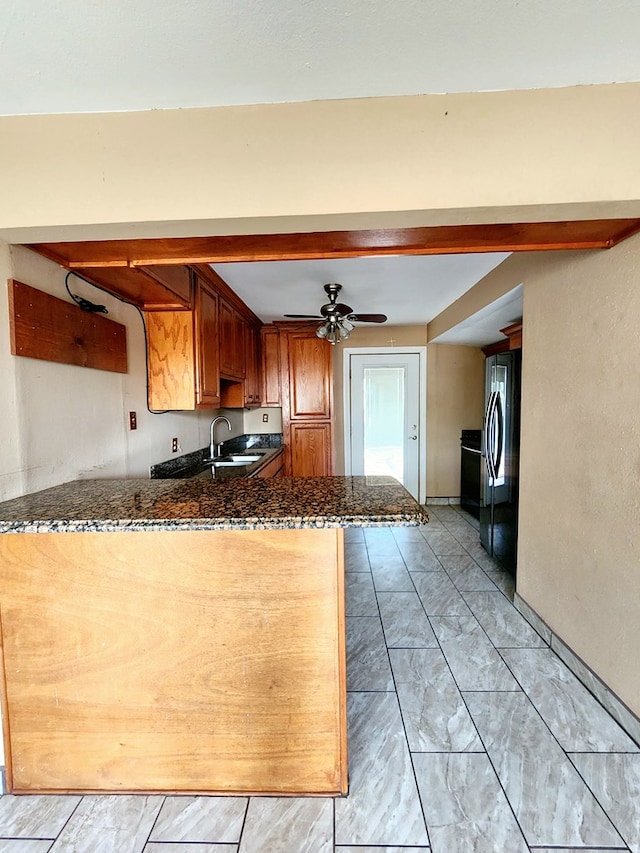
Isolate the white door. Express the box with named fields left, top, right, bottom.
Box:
left=346, top=351, right=424, bottom=500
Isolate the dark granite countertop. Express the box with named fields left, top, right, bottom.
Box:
left=0, top=475, right=428, bottom=533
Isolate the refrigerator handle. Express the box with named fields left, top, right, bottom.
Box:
left=493, top=392, right=504, bottom=478
left=483, top=391, right=497, bottom=481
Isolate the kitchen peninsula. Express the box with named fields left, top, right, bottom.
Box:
left=0, top=475, right=426, bottom=796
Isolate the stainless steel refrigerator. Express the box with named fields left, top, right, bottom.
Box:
left=480, top=350, right=521, bottom=575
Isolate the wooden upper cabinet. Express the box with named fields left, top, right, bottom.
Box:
left=194, top=275, right=220, bottom=407
left=146, top=309, right=196, bottom=411
left=244, top=323, right=262, bottom=406
left=219, top=321, right=262, bottom=409
left=286, top=331, right=332, bottom=420
left=261, top=325, right=281, bottom=406
left=146, top=272, right=221, bottom=411
left=219, top=299, right=246, bottom=380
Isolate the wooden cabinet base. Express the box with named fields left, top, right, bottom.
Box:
left=0, top=528, right=347, bottom=795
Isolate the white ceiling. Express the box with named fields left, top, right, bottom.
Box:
left=2, top=0, right=639, bottom=116
left=430, top=284, right=524, bottom=346
left=3, top=0, right=637, bottom=342
left=213, top=253, right=510, bottom=329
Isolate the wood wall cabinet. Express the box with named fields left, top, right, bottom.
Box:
left=219, top=321, right=262, bottom=409
left=219, top=299, right=246, bottom=380
left=194, top=274, right=221, bottom=407
left=244, top=323, right=262, bottom=406
left=146, top=265, right=262, bottom=410
left=146, top=271, right=221, bottom=410
left=261, top=325, right=281, bottom=406
left=278, top=323, right=334, bottom=477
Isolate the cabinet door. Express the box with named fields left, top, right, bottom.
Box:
left=261, top=325, right=281, bottom=406
left=219, top=300, right=246, bottom=380
left=219, top=299, right=236, bottom=377
left=146, top=310, right=195, bottom=410
left=233, top=312, right=247, bottom=379
left=244, top=323, right=261, bottom=406
left=286, top=331, right=332, bottom=420
left=195, top=278, right=220, bottom=407
left=289, top=423, right=333, bottom=477
left=251, top=452, right=285, bottom=479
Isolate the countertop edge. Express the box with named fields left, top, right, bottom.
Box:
left=0, top=513, right=426, bottom=534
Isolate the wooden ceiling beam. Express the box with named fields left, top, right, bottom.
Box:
left=27, top=218, right=640, bottom=268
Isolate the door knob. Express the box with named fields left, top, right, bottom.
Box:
left=409, top=435, right=417, bottom=440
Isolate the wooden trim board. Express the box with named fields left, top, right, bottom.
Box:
left=8, top=280, right=127, bottom=374
left=27, top=218, right=640, bottom=267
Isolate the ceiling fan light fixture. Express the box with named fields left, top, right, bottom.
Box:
left=337, top=319, right=351, bottom=340
left=291, top=283, right=385, bottom=344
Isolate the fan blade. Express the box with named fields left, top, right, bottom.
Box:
left=334, top=303, right=353, bottom=316
left=284, top=314, right=323, bottom=319
left=347, top=313, right=388, bottom=323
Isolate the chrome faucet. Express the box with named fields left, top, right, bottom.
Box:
left=209, top=415, right=232, bottom=460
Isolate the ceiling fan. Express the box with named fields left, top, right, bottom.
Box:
left=284, top=283, right=387, bottom=344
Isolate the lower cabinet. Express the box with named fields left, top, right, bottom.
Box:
left=250, top=451, right=285, bottom=479
left=289, top=423, right=333, bottom=477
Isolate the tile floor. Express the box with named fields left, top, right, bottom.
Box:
left=2, top=503, right=640, bottom=852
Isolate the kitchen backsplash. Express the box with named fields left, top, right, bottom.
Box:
left=149, top=433, right=284, bottom=479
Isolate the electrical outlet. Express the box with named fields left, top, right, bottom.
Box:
left=171, top=437, right=179, bottom=453
left=128, top=411, right=137, bottom=430
left=262, top=413, right=269, bottom=423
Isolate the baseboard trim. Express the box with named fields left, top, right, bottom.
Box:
left=514, top=592, right=640, bottom=748
left=426, top=497, right=461, bottom=506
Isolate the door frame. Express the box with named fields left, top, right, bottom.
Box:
left=342, top=346, right=427, bottom=503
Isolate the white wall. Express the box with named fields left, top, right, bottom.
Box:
left=1, top=244, right=244, bottom=500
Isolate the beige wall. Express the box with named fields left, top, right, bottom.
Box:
left=332, top=325, right=484, bottom=498
left=1, top=83, right=640, bottom=243
left=517, top=234, right=640, bottom=716
left=428, top=235, right=640, bottom=716
left=426, top=344, right=485, bottom=496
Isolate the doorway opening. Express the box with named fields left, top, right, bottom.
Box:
left=343, top=347, right=427, bottom=502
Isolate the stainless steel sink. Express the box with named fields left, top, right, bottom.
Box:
left=211, top=455, right=264, bottom=468
left=204, top=450, right=267, bottom=468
